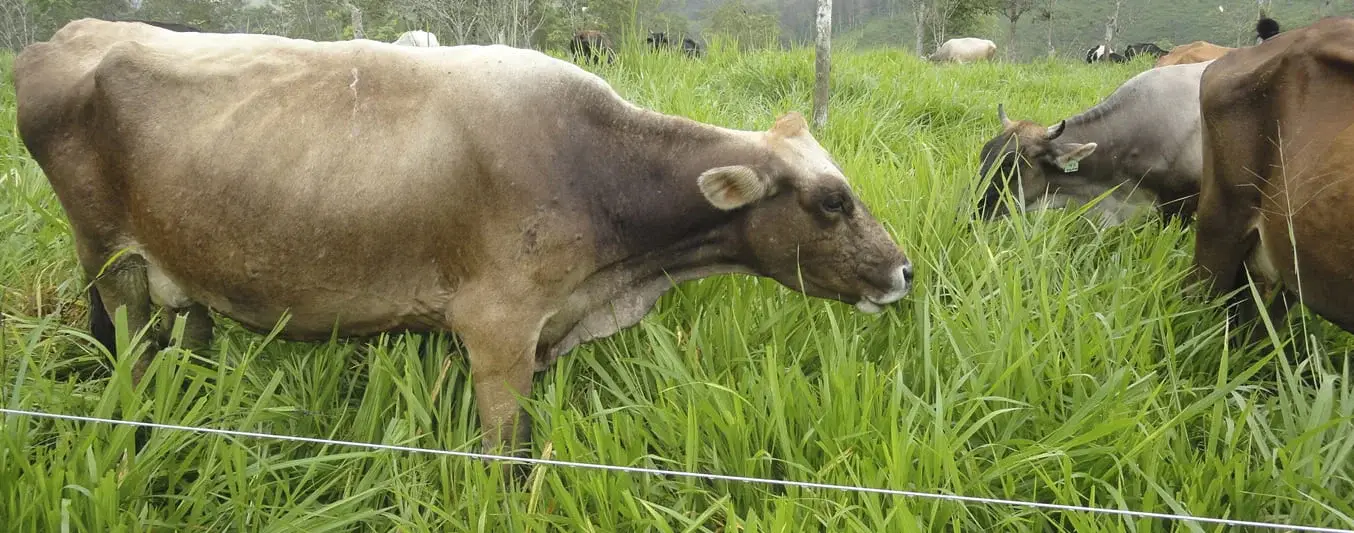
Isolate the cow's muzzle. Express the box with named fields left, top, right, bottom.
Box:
left=855, top=262, right=913, bottom=313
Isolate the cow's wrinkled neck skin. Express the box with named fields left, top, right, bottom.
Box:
left=535, top=111, right=769, bottom=368
left=1051, top=95, right=1200, bottom=223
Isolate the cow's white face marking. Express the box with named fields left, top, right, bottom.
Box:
left=764, top=129, right=850, bottom=189
left=854, top=263, right=913, bottom=313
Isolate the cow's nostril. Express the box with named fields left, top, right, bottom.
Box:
left=902, top=263, right=914, bottom=283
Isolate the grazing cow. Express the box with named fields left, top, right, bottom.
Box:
left=929, top=37, right=997, bottom=63
left=647, top=32, right=704, bottom=57
left=1193, top=16, right=1354, bottom=342
left=681, top=37, right=704, bottom=57
left=646, top=31, right=669, bottom=50
left=393, top=30, right=439, bottom=47
left=570, top=30, right=615, bottom=65
left=1085, top=44, right=1128, bottom=63
left=1255, top=17, right=1280, bottom=43
left=1124, top=42, right=1167, bottom=60
left=1155, top=41, right=1234, bottom=67
left=14, top=19, right=914, bottom=454
left=1084, top=44, right=1107, bottom=62
left=974, top=60, right=1213, bottom=226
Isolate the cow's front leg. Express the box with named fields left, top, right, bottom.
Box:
left=1192, top=164, right=1268, bottom=349
left=451, top=294, right=548, bottom=458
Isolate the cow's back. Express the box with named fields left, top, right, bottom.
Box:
left=15, top=19, right=611, bottom=335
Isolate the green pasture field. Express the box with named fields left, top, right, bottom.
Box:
left=1, top=41, right=1351, bottom=532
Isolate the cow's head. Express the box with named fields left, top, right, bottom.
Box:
left=698, top=112, right=913, bottom=313
left=974, top=104, right=1098, bottom=219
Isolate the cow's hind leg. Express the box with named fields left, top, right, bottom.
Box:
left=86, top=253, right=159, bottom=383
left=160, top=303, right=215, bottom=352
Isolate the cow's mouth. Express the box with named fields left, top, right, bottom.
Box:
left=856, top=298, right=885, bottom=313
left=853, top=264, right=913, bottom=313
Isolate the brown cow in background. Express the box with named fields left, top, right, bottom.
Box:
left=1155, top=41, right=1234, bottom=67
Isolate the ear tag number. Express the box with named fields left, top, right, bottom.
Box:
left=1062, top=160, right=1079, bottom=173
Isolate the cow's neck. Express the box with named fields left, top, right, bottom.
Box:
left=587, top=112, right=766, bottom=270
left=1054, top=114, right=1185, bottom=219
left=537, top=113, right=768, bottom=368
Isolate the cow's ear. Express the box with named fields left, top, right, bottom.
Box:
left=1054, top=142, right=1097, bottom=173
left=698, top=165, right=772, bottom=210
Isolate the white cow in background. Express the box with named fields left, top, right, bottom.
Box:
left=929, top=37, right=997, bottom=63
left=393, top=30, right=439, bottom=47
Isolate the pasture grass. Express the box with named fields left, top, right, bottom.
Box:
left=2, top=43, right=1353, bottom=532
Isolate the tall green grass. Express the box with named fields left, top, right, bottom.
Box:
left=2, top=44, right=1352, bottom=532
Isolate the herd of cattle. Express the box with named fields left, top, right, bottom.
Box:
left=8, top=16, right=1354, bottom=454
left=930, top=17, right=1283, bottom=67
left=975, top=15, right=1354, bottom=349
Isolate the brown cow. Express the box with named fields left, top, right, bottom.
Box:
left=1155, top=40, right=1235, bottom=67
left=14, top=19, right=914, bottom=454
left=1193, top=16, right=1354, bottom=343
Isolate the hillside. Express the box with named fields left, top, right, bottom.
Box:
left=826, top=0, right=1344, bottom=60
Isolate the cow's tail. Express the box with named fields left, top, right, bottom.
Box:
left=88, top=285, right=116, bottom=353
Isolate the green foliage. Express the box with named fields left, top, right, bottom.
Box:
left=586, top=0, right=665, bottom=39
left=706, top=0, right=781, bottom=49
left=649, top=10, right=692, bottom=37
left=4, top=44, right=1354, bottom=531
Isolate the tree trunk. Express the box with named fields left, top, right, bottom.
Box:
left=1045, top=0, right=1057, bottom=57
left=814, top=0, right=832, bottom=130
left=913, top=0, right=926, bottom=56
left=347, top=3, right=364, bottom=39
left=1103, top=0, right=1121, bottom=48
left=1006, top=14, right=1019, bottom=61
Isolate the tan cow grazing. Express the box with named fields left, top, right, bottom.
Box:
left=1193, top=16, right=1354, bottom=343
left=15, top=19, right=914, bottom=454
left=1155, top=40, right=1234, bottom=67
left=929, top=37, right=997, bottom=64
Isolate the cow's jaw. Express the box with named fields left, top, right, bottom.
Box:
left=855, top=263, right=913, bottom=314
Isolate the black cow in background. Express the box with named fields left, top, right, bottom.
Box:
left=681, top=37, right=704, bottom=57
left=570, top=30, right=616, bottom=65
left=647, top=31, right=704, bottom=58
left=1124, top=43, right=1167, bottom=60
left=646, top=31, right=670, bottom=49
left=1084, top=44, right=1127, bottom=63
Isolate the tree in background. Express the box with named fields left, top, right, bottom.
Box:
left=1100, top=0, right=1121, bottom=50
left=706, top=0, right=780, bottom=49
left=1035, top=0, right=1057, bottom=57
left=924, top=0, right=996, bottom=50
left=1000, top=0, right=1034, bottom=59
left=3, top=0, right=1350, bottom=56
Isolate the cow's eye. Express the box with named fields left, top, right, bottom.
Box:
left=821, top=193, right=847, bottom=213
